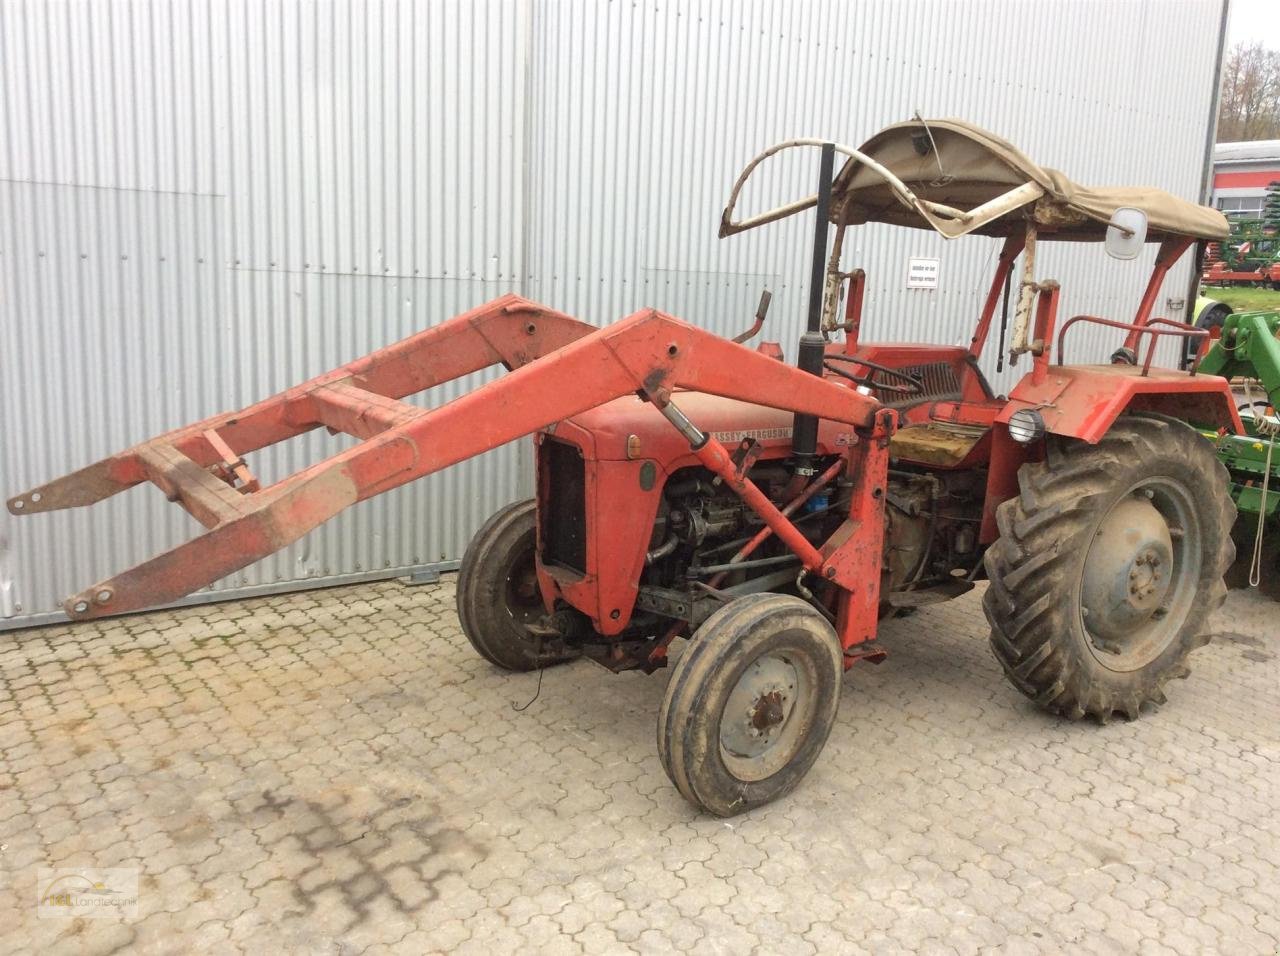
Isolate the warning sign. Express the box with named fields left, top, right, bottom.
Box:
left=906, top=257, right=940, bottom=289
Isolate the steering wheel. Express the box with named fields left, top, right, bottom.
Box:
left=823, top=355, right=924, bottom=396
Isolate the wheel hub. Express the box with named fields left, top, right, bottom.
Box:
left=721, top=656, right=798, bottom=761
left=1081, top=493, right=1174, bottom=651
left=503, top=556, right=543, bottom=626
left=750, top=691, right=785, bottom=733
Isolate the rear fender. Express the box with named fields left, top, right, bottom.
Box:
left=996, top=365, right=1243, bottom=445
left=980, top=365, right=1243, bottom=544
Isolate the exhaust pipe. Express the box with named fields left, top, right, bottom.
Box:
left=792, top=141, right=836, bottom=474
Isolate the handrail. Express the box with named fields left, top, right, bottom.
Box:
left=1056, top=314, right=1210, bottom=376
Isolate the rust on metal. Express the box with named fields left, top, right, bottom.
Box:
left=202, top=428, right=259, bottom=493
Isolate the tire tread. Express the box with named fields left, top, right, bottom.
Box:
left=983, top=413, right=1235, bottom=721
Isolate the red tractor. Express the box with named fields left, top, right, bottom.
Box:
left=10, top=120, right=1241, bottom=815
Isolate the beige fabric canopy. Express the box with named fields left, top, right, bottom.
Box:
left=830, top=119, right=1228, bottom=242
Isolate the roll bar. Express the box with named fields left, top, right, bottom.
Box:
left=718, top=138, right=1045, bottom=241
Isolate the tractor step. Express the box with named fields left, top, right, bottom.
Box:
left=844, top=640, right=887, bottom=664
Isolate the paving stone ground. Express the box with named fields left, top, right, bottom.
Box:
left=0, top=576, right=1277, bottom=954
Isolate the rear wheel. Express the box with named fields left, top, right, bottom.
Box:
left=457, top=499, right=579, bottom=671
left=984, top=414, right=1235, bottom=721
left=657, top=594, right=843, bottom=816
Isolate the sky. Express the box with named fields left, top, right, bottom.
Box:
left=1227, top=0, right=1280, bottom=52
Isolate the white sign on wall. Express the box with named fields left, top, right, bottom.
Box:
left=906, top=257, right=940, bottom=289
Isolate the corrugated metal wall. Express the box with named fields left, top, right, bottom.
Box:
left=0, top=0, right=1225, bottom=629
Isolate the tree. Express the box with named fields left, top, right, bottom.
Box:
left=1217, top=42, right=1280, bottom=142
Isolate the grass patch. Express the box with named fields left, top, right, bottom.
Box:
left=1200, top=285, right=1280, bottom=314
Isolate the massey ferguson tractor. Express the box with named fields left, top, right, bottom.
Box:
left=10, top=120, right=1242, bottom=815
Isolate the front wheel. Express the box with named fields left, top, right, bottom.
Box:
left=657, top=594, right=843, bottom=816
left=456, top=499, right=579, bottom=671
left=984, top=414, right=1235, bottom=721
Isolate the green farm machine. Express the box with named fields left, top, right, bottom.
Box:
left=1198, top=308, right=1280, bottom=597
left=1202, top=219, right=1280, bottom=288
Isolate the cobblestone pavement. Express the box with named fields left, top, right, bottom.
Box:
left=1, top=577, right=1277, bottom=955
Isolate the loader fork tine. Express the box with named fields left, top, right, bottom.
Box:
left=64, top=467, right=359, bottom=618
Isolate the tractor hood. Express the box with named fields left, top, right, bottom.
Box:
left=554, top=390, right=852, bottom=463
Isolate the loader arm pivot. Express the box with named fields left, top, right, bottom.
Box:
left=11, top=294, right=881, bottom=620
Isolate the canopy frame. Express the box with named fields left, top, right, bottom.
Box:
left=719, top=138, right=1049, bottom=242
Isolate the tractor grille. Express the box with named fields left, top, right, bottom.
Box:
left=873, top=362, right=962, bottom=409
left=540, top=439, right=587, bottom=573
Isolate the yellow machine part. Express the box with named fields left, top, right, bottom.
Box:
left=888, top=422, right=987, bottom=468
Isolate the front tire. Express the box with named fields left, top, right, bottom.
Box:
left=456, top=499, right=579, bottom=672
left=984, top=414, right=1235, bottom=721
left=657, top=594, right=843, bottom=816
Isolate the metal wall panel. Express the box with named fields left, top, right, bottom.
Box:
left=1, top=0, right=531, bottom=627
left=0, top=0, right=1224, bottom=628
left=524, top=0, right=1223, bottom=385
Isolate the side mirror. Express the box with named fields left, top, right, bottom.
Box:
left=1105, top=207, right=1148, bottom=260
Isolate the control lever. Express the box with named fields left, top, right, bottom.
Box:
left=732, top=289, right=773, bottom=343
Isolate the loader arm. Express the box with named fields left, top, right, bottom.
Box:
left=10, top=294, right=881, bottom=620
left=8, top=294, right=595, bottom=512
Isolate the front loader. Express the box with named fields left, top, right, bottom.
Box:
left=10, top=119, right=1244, bottom=815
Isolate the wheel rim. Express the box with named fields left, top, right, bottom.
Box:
left=1078, top=478, right=1202, bottom=671
left=719, top=643, right=817, bottom=783
left=500, top=543, right=543, bottom=628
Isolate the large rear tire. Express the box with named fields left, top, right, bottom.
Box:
left=457, top=499, right=579, bottom=672
left=657, top=594, right=843, bottom=816
left=983, top=414, right=1235, bottom=721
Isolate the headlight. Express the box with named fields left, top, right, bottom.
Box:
left=1008, top=408, right=1046, bottom=444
